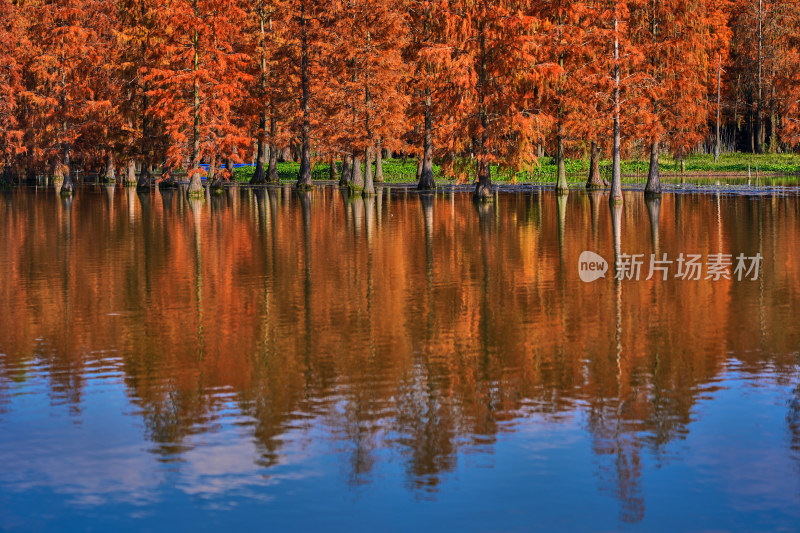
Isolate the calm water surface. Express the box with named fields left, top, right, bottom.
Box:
left=1, top=185, right=799, bottom=532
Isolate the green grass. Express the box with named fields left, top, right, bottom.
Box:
left=228, top=152, right=800, bottom=186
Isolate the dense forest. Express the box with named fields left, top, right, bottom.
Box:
left=1, top=0, right=799, bottom=200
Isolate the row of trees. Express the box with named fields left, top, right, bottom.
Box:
left=1, top=0, right=799, bottom=201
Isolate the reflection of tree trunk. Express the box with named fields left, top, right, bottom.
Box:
left=611, top=203, right=622, bottom=273
left=364, top=194, right=376, bottom=243
left=137, top=189, right=151, bottom=217
left=789, top=385, right=800, bottom=457
left=610, top=204, right=641, bottom=527
left=588, top=190, right=603, bottom=242
left=340, top=188, right=352, bottom=230
left=254, top=188, right=268, bottom=231
left=160, top=188, right=174, bottom=214
left=611, top=202, right=622, bottom=374
left=351, top=195, right=364, bottom=238
left=420, top=193, right=434, bottom=284
left=104, top=185, right=115, bottom=212
left=557, top=193, right=567, bottom=259
left=188, top=197, right=205, bottom=360
left=126, top=187, right=136, bottom=223
left=376, top=187, right=383, bottom=226
left=646, top=196, right=660, bottom=255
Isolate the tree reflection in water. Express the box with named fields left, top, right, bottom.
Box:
left=0, top=186, right=799, bottom=522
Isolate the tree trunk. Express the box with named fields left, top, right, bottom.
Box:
left=375, top=140, right=384, bottom=182
left=645, top=141, right=661, bottom=196
left=556, top=132, right=568, bottom=195
left=187, top=0, right=203, bottom=197
left=329, top=157, right=338, bottom=181
left=609, top=14, right=622, bottom=204
left=645, top=195, right=661, bottom=255
left=267, top=116, right=279, bottom=182
left=715, top=53, right=721, bottom=162
left=769, top=110, right=778, bottom=153
left=364, top=146, right=375, bottom=195
left=252, top=114, right=268, bottom=184
left=474, top=29, right=492, bottom=200
left=60, top=145, right=74, bottom=196
left=136, top=161, right=150, bottom=190
left=296, top=4, right=313, bottom=189
left=756, top=0, right=763, bottom=154
left=340, top=154, right=352, bottom=186
left=127, top=159, right=137, bottom=186
left=418, top=92, right=435, bottom=190
left=586, top=141, right=604, bottom=189
left=474, top=159, right=492, bottom=199
left=107, top=152, right=118, bottom=184
left=351, top=151, right=364, bottom=192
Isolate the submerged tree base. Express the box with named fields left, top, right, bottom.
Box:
left=473, top=183, right=494, bottom=201
left=417, top=171, right=436, bottom=191
left=209, top=179, right=226, bottom=195
left=158, top=177, right=178, bottom=190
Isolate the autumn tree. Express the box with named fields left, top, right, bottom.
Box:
left=778, top=3, right=800, bottom=145
left=274, top=1, right=329, bottom=189
left=0, top=0, right=24, bottom=183
left=20, top=0, right=113, bottom=195
left=403, top=0, right=458, bottom=190
left=322, top=0, right=408, bottom=195
left=440, top=0, right=556, bottom=200
left=248, top=0, right=289, bottom=185
left=115, top=0, right=168, bottom=189
left=628, top=0, right=730, bottom=195
left=147, top=0, right=251, bottom=197
left=537, top=1, right=588, bottom=195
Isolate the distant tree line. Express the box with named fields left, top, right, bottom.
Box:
left=1, top=0, right=800, bottom=200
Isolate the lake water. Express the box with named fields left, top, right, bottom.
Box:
left=1, top=185, right=799, bottom=532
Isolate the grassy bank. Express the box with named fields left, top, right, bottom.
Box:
left=231, top=152, right=800, bottom=185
